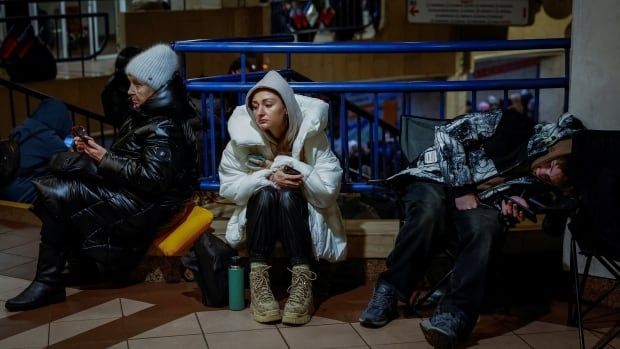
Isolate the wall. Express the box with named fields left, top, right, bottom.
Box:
left=119, top=2, right=468, bottom=82
left=508, top=7, right=571, bottom=40
left=120, top=7, right=269, bottom=78
left=569, top=0, right=620, bottom=130
left=561, top=0, right=620, bottom=278
left=265, top=1, right=463, bottom=82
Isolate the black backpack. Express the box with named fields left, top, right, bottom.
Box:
left=0, top=136, right=20, bottom=186
left=0, top=128, right=49, bottom=186
left=181, top=233, right=238, bottom=307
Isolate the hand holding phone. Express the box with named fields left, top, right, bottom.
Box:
left=501, top=194, right=537, bottom=223
left=282, top=165, right=301, bottom=176
left=71, top=126, right=88, bottom=141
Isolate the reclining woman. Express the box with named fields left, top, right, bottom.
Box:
left=219, top=71, right=346, bottom=325
left=5, top=44, right=199, bottom=311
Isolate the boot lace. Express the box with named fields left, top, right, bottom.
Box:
left=251, top=266, right=275, bottom=303
left=368, top=284, right=395, bottom=310
left=286, top=268, right=317, bottom=305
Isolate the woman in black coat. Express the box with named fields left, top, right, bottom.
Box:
left=6, top=44, right=199, bottom=311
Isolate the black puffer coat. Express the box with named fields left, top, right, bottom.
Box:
left=34, top=75, right=199, bottom=268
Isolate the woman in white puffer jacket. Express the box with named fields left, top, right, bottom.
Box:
left=218, top=71, right=346, bottom=325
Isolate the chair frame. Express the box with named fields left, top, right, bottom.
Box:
left=569, top=237, right=620, bottom=349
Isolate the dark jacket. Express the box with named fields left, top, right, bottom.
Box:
left=34, top=76, right=199, bottom=268
left=389, top=110, right=584, bottom=200
left=0, top=99, right=71, bottom=203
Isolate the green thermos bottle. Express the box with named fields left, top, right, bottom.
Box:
left=228, top=256, right=245, bottom=311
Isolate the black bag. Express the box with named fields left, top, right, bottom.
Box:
left=181, top=233, right=238, bottom=307
left=0, top=128, right=49, bottom=186
left=0, top=136, right=20, bottom=186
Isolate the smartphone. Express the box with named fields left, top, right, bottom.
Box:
left=71, top=125, right=87, bottom=140
left=282, top=165, right=301, bottom=176
left=501, top=194, right=537, bottom=223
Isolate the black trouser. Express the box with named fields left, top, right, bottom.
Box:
left=246, top=186, right=313, bottom=266
left=380, top=182, right=504, bottom=322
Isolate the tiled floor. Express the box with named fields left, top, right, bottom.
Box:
left=1, top=216, right=619, bottom=349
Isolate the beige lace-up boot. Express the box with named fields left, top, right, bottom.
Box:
left=282, top=264, right=317, bottom=325
left=249, top=263, right=281, bottom=323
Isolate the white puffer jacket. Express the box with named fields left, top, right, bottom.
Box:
left=218, top=89, right=346, bottom=262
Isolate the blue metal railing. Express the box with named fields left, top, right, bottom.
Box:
left=172, top=38, right=571, bottom=192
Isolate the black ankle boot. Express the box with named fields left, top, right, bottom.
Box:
left=5, top=242, right=67, bottom=311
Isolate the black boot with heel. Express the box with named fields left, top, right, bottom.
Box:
left=5, top=242, right=67, bottom=311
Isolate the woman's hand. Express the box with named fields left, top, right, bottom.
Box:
left=75, top=136, right=107, bottom=162
left=246, top=154, right=273, bottom=172
left=454, top=193, right=479, bottom=210
left=501, top=195, right=527, bottom=222
left=269, top=167, right=303, bottom=189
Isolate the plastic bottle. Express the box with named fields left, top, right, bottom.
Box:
left=228, top=256, right=245, bottom=311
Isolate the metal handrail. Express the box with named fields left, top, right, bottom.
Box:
left=174, top=38, right=571, bottom=192
left=0, top=77, right=115, bottom=144
left=173, top=38, right=570, bottom=53
left=186, top=78, right=567, bottom=93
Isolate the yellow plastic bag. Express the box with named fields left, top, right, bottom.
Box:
left=154, top=206, right=214, bottom=256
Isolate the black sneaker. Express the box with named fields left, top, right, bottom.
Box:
left=420, top=311, right=471, bottom=349
left=359, top=280, right=397, bottom=328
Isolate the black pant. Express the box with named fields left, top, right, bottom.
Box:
left=246, top=186, right=313, bottom=265
left=380, top=182, right=504, bottom=321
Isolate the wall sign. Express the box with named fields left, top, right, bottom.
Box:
left=408, top=0, right=530, bottom=26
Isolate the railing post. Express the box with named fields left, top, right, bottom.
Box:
left=60, top=1, right=69, bottom=60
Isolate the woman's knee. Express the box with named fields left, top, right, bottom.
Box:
left=279, top=189, right=308, bottom=213
left=248, top=186, right=278, bottom=208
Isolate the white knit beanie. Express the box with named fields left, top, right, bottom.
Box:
left=125, top=43, right=178, bottom=90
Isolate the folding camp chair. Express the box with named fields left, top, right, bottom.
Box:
left=567, top=130, right=620, bottom=349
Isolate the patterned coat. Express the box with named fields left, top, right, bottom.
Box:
left=389, top=110, right=584, bottom=199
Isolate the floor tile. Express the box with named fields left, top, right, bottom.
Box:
left=277, top=315, right=344, bottom=328
left=0, top=323, right=49, bottom=348
left=55, top=298, right=123, bottom=322
left=2, top=242, right=39, bottom=258
left=517, top=328, right=602, bottom=349
left=120, top=298, right=155, bottom=317
left=0, top=260, right=37, bottom=280
left=131, top=313, right=202, bottom=339
left=0, top=275, right=32, bottom=301
left=65, top=287, right=82, bottom=297
left=0, top=301, right=16, bottom=319
left=588, top=327, right=620, bottom=348
left=279, top=323, right=367, bottom=348
left=196, top=309, right=275, bottom=333
left=0, top=223, right=11, bottom=234
left=107, top=341, right=129, bottom=349
left=127, top=334, right=208, bottom=349
left=352, top=318, right=427, bottom=345
left=0, top=253, right=33, bottom=272
left=372, top=343, right=431, bottom=349
left=467, top=333, right=531, bottom=348
left=513, top=320, right=576, bottom=334
left=0, top=232, right=38, bottom=251
left=205, top=328, right=287, bottom=349
left=49, top=318, right=119, bottom=345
